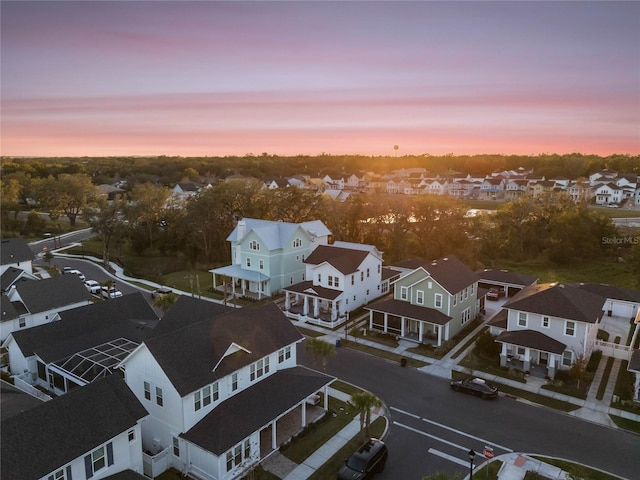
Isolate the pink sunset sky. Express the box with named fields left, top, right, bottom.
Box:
left=1, top=1, right=639, bottom=157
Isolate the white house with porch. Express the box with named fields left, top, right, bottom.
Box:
left=119, top=301, right=334, bottom=480
left=493, top=283, right=605, bottom=379
left=209, top=218, right=332, bottom=300
left=282, top=241, right=385, bottom=328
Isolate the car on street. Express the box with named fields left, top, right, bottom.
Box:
left=84, top=280, right=101, bottom=294
left=486, top=288, right=505, bottom=300
left=450, top=377, right=498, bottom=399
left=337, top=438, right=388, bottom=480
left=63, top=269, right=86, bottom=281
left=101, top=286, right=123, bottom=299
left=151, top=286, right=173, bottom=299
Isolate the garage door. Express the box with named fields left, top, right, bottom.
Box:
left=611, top=301, right=635, bottom=318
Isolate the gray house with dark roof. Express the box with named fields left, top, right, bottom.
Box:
left=119, top=301, right=334, bottom=480
left=1, top=374, right=148, bottom=480
left=0, top=274, right=92, bottom=341
left=0, top=237, right=35, bottom=275
left=282, top=241, right=385, bottom=328
left=2, top=292, right=158, bottom=395
left=495, top=283, right=605, bottom=378
left=476, top=268, right=539, bottom=298
left=366, top=255, right=481, bottom=346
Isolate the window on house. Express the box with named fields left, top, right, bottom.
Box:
left=19, top=317, right=26, bottom=328
left=328, top=276, right=334, bottom=287
left=51, top=468, right=70, bottom=480
left=212, top=382, right=219, bottom=402
left=428, top=281, right=433, bottom=289
left=366, top=289, right=370, bottom=295
left=377, top=264, right=380, bottom=273
left=250, top=357, right=269, bottom=381
left=565, top=321, right=576, bottom=337
left=361, top=271, right=364, bottom=281
left=366, top=268, right=370, bottom=278
left=259, top=259, right=264, bottom=270
left=293, top=238, right=302, bottom=248
left=351, top=275, right=355, bottom=285
left=232, top=372, right=238, bottom=391
left=317, top=273, right=321, bottom=283
left=518, top=312, right=527, bottom=327
left=453, top=295, right=457, bottom=306
left=542, top=316, right=550, bottom=328
left=194, top=390, right=202, bottom=411
left=562, top=350, right=573, bottom=367
left=462, top=307, right=471, bottom=324
left=249, top=240, right=260, bottom=251
left=400, top=286, right=408, bottom=301
left=128, top=429, right=135, bottom=442
left=234, top=445, right=242, bottom=467
left=246, top=257, right=251, bottom=267
left=335, top=277, right=339, bottom=288
left=470, top=284, right=475, bottom=295
left=173, top=437, right=180, bottom=457
left=156, top=387, right=163, bottom=407
left=416, top=290, right=424, bottom=305
left=144, top=381, right=151, bottom=401
left=84, top=443, right=113, bottom=477
left=203, top=385, right=212, bottom=407
left=278, top=346, right=291, bottom=363
left=244, top=439, right=251, bottom=458
left=434, top=294, right=443, bottom=308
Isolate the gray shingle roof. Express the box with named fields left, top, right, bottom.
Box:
left=1, top=374, right=147, bottom=480
left=227, top=218, right=331, bottom=250
left=503, top=283, right=605, bottom=324
left=151, top=295, right=233, bottom=337
left=1, top=266, right=26, bottom=292
left=0, top=382, right=44, bottom=421
left=365, top=298, right=452, bottom=325
left=573, top=283, right=640, bottom=304
left=283, top=280, right=342, bottom=300
left=476, top=269, right=538, bottom=287
left=304, top=245, right=368, bottom=275
left=181, top=366, right=333, bottom=455
left=14, top=274, right=92, bottom=314
left=495, top=329, right=567, bottom=354
left=144, top=302, right=304, bottom=396
left=1, top=294, right=19, bottom=322
left=0, top=238, right=34, bottom=266
left=13, top=292, right=158, bottom=361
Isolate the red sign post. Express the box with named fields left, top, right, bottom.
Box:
left=483, top=446, right=494, bottom=459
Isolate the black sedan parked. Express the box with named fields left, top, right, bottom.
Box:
left=450, top=377, right=499, bottom=399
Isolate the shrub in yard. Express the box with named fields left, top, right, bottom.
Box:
left=475, top=330, right=501, bottom=357
left=586, top=350, right=602, bottom=373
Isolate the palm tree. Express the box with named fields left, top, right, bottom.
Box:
left=350, top=391, right=382, bottom=439
left=304, top=337, right=335, bottom=371
left=154, top=292, right=178, bottom=314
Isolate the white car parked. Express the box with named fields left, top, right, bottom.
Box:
left=84, top=280, right=101, bottom=295
left=101, top=286, right=123, bottom=299
left=64, top=269, right=86, bottom=281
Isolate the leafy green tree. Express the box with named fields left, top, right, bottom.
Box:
left=0, top=178, right=21, bottom=220
left=83, top=195, right=128, bottom=267
left=569, top=354, right=592, bottom=389
left=304, top=337, right=335, bottom=371
left=125, top=183, right=171, bottom=251
left=32, top=174, right=97, bottom=226
left=350, top=391, right=383, bottom=439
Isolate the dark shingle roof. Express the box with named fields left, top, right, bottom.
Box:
left=1, top=294, right=20, bottom=322
left=182, top=366, right=333, bottom=454
left=144, top=302, right=304, bottom=396
left=393, top=255, right=480, bottom=294
left=495, top=329, right=566, bottom=354
left=0, top=238, right=34, bottom=266
left=1, top=267, right=26, bottom=292
left=476, top=269, right=538, bottom=287
left=151, top=295, right=233, bottom=337
left=0, top=381, right=44, bottom=420
left=14, top=274, right=91, bottom=314
left=13, top=292, right=157, bottom=361
left=282, top=280, right=342, bottom=300
left=503, top=283, right=604, bottom=324
left=487, top=309, right=508, bottom=329
left=1, top=374, right=147, bottom=480
left=304, top=245, right=368, bottom=275
left=365, top=298, right=452, bottom=325
left=573, top=283, right=640, bottom=304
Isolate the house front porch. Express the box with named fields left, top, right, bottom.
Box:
left=281, top=286, right=346, bottom=329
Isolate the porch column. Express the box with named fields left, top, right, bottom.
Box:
left=418, top=321, right=424, bottom=342
left=301, top=402, right=307, bottom=427
left=323, top=385, right=329, bottom=410
left=285, top=292, right=291, bottom=310
left=303, top=296, right=309, bottom=316
left=271, top=420, right=277, bottom=449
left=313, top=298, right=319, bottom=317
left=331, top=301, right=338, bottom=322
left=383, top=313, right=388, bottom=332
left=523, top=349, right=531, bottom=372
left=213, top=273, right=217, bottom=289
left=400, top=317, right=405, bottom=337
left=548, top=354, right=557, bottom=379
left=258, top=281, right=262, bottom=300
left=437, top=325, right=443, bottom=347
left=368, top=311, right=373, bottom=330
left=500, top=343, right=508, bottom=367
left=242, top=280, right=247, bottom=296
left=232, top=278, right=237, bottom=296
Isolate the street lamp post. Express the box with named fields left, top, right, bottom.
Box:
left=468, top=449, right=476, bottom=479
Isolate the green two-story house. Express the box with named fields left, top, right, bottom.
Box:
left=210, top=218, right=332, bottom=300
left=365, top=255, right=481, bottom=346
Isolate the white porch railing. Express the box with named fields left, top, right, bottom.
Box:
left=142, top=446, right=170, bottom=478
left=594, top=340, right=632, bottom=360
left=12, top=375, right=53, bottom=401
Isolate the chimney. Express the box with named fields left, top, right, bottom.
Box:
left=236, top=220, right=246, bottom=239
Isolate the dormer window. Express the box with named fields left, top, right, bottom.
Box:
left=249, top=240, right=260, bottom=251
left=293, top=238, right=302, bottom=248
